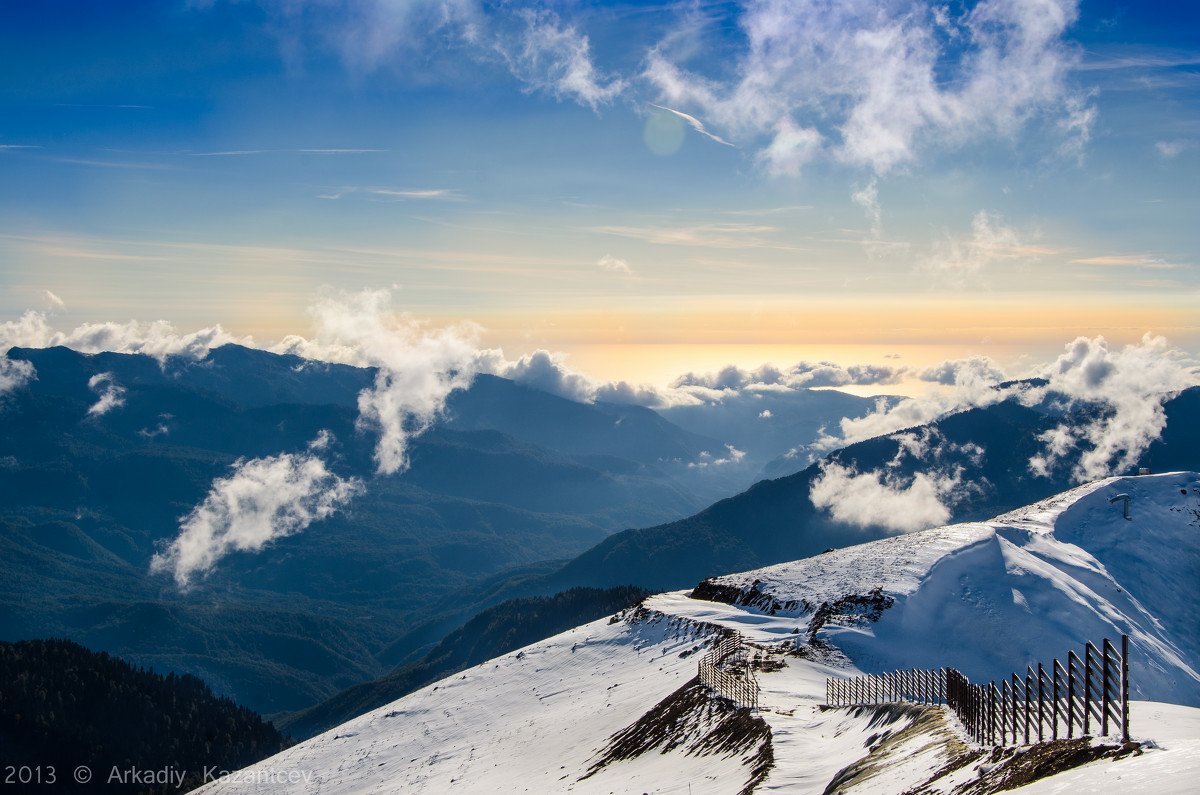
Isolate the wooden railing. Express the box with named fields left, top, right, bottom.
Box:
left=698, top=632, right=759, bottom=709
left=825, top=635, right=1131, bottom=746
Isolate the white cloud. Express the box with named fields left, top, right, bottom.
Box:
left=43, top=290, right=65, bottom=308
left=671, top=360, right=907, bottom=392
left=0, top=310, right=250, bottom=362
left=649, top=104, right=735, bottom=147
left=1029, top=334, right=1196, bottom=481
left=1070, top=254, right=1180, bottom=269
left=473, top=348, right=692, bottom=409
left=756, top=118, right=822, bottom=177
left=0, top=357, right=35, bottom=397
left=759, top=409, right=772, bottom=419
left=150, top=438, right=362, bottom=588
left=503, top=9, right=625, bottom=109
left=596, top=254, right=632, bottom=274
left=1155, top=140, right=1190, bottom=159
left=852, top=178, right=882, bottom=237
left=595, top=222, right=783, bottom=249
left=688, top=444, right=747, bottom=468
left=815, top=355, right=1011, bottom=451
left=86, top=372, right=126, bottom=417
left=923, top=210, right=1048, bottom=287
left=645, top=0, right=1087, bottom=175
left=1057, top=92, right=1096, bottom=163
left=286, top=289, right=481, bottom=476
left=917, top=355, right=1006, bottom=386
left=809, top=460, right=956, bottom=534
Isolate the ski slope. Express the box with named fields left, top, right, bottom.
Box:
left=200, top=473, right=1200, bottom=794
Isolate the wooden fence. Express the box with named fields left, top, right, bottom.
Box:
left=825, top=635, right=1130, bottom=747
left=698, top=632, right=759, bottom=709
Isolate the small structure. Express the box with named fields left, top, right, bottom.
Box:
left=1109, top=493, right=1132, bottom=521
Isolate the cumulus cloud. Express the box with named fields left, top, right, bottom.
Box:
left=0, top=310, right=249, bottom=361
left=86, top=372, right=126, bottom=416
left=1029, top=334, right=1196, bottom=481
left=0, top=357, right=36, bottom=397
left=809, top=460, right=957, bottom=534
left=150, top=436, right=362, bottom=588
left=279, top=289, right=481, bottom=476
left=645, top=0, right=1089, bottom=175
left=917, top=355, right=1006, bottom=386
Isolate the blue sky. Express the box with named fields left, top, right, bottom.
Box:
left=0, top=0, right=1197, bottom=385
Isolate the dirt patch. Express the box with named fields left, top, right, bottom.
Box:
left=582, top=677, right=773, bottom=795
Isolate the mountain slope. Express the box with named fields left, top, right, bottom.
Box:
left=198, top=473, right=1200, bottom=794
left=533, top=388, right=1200, bottom=594
left=0, top=345, right=723, bottom=713
left=278, top=586, right=649, bottom=740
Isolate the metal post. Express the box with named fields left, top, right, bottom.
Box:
left=1121, top=635, right=1131, bottom=745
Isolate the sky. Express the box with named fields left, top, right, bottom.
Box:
left=0, top=0, right=1197, bottom=391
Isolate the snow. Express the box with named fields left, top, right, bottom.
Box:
left=1007, top=702, right=1200, bottom=795
left=704, top=471, right=1200, bottom=705
left=200, top=473, right=1200, bottom=794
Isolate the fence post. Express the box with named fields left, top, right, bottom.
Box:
left=1067, top=651, right=1077, bottom=739
left=1036, top=664, right=1045, bottom=742
left=1121, top=634, right=1131, bottom=745
left=989, top=681, right=997, bottom=745
left=1102, top=639, right=1113, bottom=737
left=1052, top=660, right=1060, bottom=741
left=1084, top=643, right=1092, bottom=736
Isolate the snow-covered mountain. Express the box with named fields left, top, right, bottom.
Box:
left=200, top=473, right=1200, bottom=794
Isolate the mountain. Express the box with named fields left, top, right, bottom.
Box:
left=0, top=344, right=728, bottom=714
left=528, top=387, right=1200, bottom=594
left=196, top=473, right=1200, bottom=794
left=0, top=638, right=288, bottom=793
left=278, top=586, right=649, bottom=740
left=656, top=387, right=898, bottom=478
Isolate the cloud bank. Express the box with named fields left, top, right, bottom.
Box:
left=0, top=310, right=249, bottom=362
left=150, top=436, right=362, bottom=588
